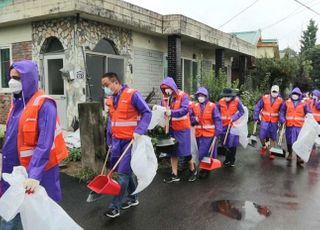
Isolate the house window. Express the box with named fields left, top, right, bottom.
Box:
left=182, top=58, right=198, bottom=94
left=0, top=47, right=10, bottom=89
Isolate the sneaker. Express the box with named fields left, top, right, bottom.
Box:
left=269, top=154, right=275, bottom=160
left=104, top=208, right=120, bottom=218
left=260, top=146, right=268, bottom=156
left=223, top=160, right=231, bottom=166
left=296, top=157, right=304, bottom=166
left=188, top=169, right=197, bottom=182
left=121, top=199, right=139, bottom=210
left=230, top=162, right=235, bottom=167
left=163, top=173, right=180, bottom=183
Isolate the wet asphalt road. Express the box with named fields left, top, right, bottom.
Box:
left=60, top=145, right=320, bottom=230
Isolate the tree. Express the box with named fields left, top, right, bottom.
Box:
left=300, top=19, right=318, bottom=53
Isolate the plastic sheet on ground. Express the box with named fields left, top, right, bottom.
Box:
left=293, top=114, right=320, bottom=162
left=131, top=135, right=158, bottom=195
left=191, top=127, right=199, bottom=166
left=0, top=166, right=83, bottom=230
left=230, top=106, right=249, bottom=148
left=148, top=106, right=166, bottom=130
left=64, top=129, right=81, bottom=149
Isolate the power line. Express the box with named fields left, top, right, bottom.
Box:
left=218, top=0, right=259, bottom=29
left=293, top=0, right=320, bottom=16
left=262, top=0, right=320, bottom=31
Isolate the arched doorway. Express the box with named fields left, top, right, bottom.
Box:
left=41, top=36, right=67, bottom=128
left=85, top=38, right=125, bottom=103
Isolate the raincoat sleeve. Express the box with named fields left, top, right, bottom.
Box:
left=171, top=95, right=189, bottom=118
left=189, top=107, right=198, bottom=126
left=213, top=106, right=222, bottom=136
left=27, top=100, right=57, bottom=181
left=279, top=103, right=286, bottom=124
left=106, top=117, right=112, bottom=146
left=304, top=103, right=310, bottom=114
left=315, top=100, right=320, bottom=110
left=132, top=91, right=152, bottom=135
left=253, top=98, right=263, bottom=121
left=231, top=99, right=245, bottom=122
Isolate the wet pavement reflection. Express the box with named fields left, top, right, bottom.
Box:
left=212, top=200, right=271, bottom=228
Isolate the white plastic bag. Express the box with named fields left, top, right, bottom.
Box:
left=230, top=106, right=249, bottom=148
left=190, top=127, right=199, bottom=166
left=0, top=166, right=83, bottom=230
left=148, top=106, right=166, bottom=130
left=293, top=114, right=320, bottom=162
left=131, top=135, right=158, bottom=195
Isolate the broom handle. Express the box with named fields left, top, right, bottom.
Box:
left=209, top=136, right=217, bottom=158
left=108, top=140, right=134, bottom=176
left=223, top=123, right=232, bottom=145
left=100, top=146, right=112, bottom=175
left=165, top=97, right=170, bottom=134
left=253, top=121, right=258, bottom=135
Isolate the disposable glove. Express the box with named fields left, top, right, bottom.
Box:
left=24, top=178, right=40, bottom=193
left=133, top=132, right=141, bottom=140
left=165, top=109, right=171, bottom=117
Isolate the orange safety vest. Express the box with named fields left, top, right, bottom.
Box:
left=285, top=99, right=306, bottom=127
left=310, top=100, right=320, bottom=122
left=219, top=97, right=239, bottom=127
left=261, top=95, right=283, bottom=122
left=193, top=102, right=216, bottom=137
left=7, top=90, right=69, bottom=171
left=106, top=87, right=140, bottom=139
left=162, top=90, right=191, bottom=131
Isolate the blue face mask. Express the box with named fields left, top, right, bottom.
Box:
left=104, top=87, right=113, bottom=96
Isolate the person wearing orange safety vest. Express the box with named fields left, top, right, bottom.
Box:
left=102, top=72, right=151, bottom=218
left=190, top=87, right=222, bottom=178
left=158, top=76, right=197, bottom=183
left=218, top=88, right=245, bottom=167
left=309, top=89, right=320, bottom=124
left=0, top=60, right=68, bottom=229
left=279, top=87, right=310, bottom=165
left=253, top=85, right=283, bottom=159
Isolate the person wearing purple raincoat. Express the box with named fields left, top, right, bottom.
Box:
left=279, top=87, right=310, bottom=165
left=102, top=72, right=151, bottom=218
left=309, top=89, right=320, bottom=124
left=253, top=85, right=283, bottom=159
left=217, top=88, right=245, bottom=167
left=189, top=87, right=222, bottom=178
left=0, top=60, right=64, bottom=229
left=159, top=77, right=197, bottom=183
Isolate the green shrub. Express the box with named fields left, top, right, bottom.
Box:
left=74, top=167, right=97, bottom=183
left=0, top=125, right=6, bottom=139
left=66, top=148, right=81, bottom=162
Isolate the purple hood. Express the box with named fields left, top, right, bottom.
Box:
left=290, top=87, right=303, bottom=100
left=195, top=87, right=209, bottom=102
left=312, top=89, right=320, bottom=98
left=160, top=76, right=179, bottom=96
left=10, top=60, right=39, bottom=102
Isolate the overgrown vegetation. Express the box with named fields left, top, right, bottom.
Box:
left=66, top=148, right=81, bottom=162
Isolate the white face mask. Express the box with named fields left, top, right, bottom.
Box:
left=225, top=97, right=232, bottom=102
left=271, top=92, right=278, bottom=98
left=165, top=88, right=173, bottom=96
left=104, top=87, right=113, bottom=96
left=291, top=94, right=299, bottom=100
left=198, top=96, right=206, bottom=103
left=8, top=79, right=22, bottom=94
left=313, top=95, right=318, bottom=100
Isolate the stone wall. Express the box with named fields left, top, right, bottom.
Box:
left=32, top=17, right=133, bottom=128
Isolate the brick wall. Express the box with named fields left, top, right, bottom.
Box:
left=12, top=41, right=32, bottom=61
left=0, top=94, right=11, bottom=124
left=168, top=35, right=182, bottom=89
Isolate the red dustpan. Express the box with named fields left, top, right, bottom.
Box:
left=199, top=136, right=221, bottom=170
left=87, top=140, right=134, bottom=195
